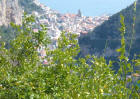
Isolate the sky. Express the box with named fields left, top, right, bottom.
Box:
left=39, top=0, right=135, bottom=17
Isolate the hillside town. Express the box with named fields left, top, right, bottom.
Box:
left=33, top=0, right=109, bottom=41
left=32, top=0, right=110, bottom=62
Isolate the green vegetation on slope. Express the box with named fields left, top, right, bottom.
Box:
left=19, top=0, right=43, bottom=14
left=0, top=11, right=140, bottom=99
left=79, top=1, right=140, bottom=58
left=0, top=26, right=16, bottom=48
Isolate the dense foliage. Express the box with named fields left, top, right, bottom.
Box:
left=0, top=12, right=140, bottom=99
left=0, top=26, right=16, bottom=48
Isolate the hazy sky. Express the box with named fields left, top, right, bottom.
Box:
left=39, top=0, right=135, bottom=16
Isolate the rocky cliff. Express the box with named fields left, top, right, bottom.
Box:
left=0, top=0, right=22, bottom=26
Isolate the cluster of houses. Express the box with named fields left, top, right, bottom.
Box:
left=33, top=0, right=109, bottom=39
left=32, top=0, right=109, bottom=64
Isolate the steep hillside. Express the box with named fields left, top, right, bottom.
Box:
left=0, top=0, right=23, bottom=45
left=0, top=0, right=22, bottom=26
left=0, top=0, right=109, bottom=49
left=19, top=0, right=43, bottom=14
left=79, top=0, right=140, bottom=58
left=0, top=0, right=43, bottom=44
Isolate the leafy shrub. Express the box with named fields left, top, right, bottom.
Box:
left=0, top=13, right=140, bottom=99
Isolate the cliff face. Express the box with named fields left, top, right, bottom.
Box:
left=0, top=0, right=22, bottom=26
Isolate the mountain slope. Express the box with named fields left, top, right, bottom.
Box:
left=0, top=0, right=22, bottom=26
left=79, top=1, right=140, bottom=58
left=0, top=0, right=109, bottom=49
left=19, top=0, right=43, bottom=14
left=0, top=0, right=44, bottom=44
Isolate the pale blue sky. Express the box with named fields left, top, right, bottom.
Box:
left=39, top=0, right=135, bottom=16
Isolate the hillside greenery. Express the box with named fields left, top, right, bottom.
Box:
left=19, top=0, right=43, bottom=14
left=79, top=1, right=140, bottom=59
left=0, top=12, right=140, bottom=99
left=0, top=26, right=16, bottom=48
